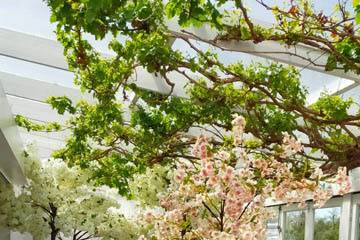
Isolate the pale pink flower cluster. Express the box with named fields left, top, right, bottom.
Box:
left=281, top=133, right=303, bottom=157
left=311, top=167, right=351, bottom=206
left=141, top=148, right=268, bottom=239
left=313, top=188, right=333, bottom=208
left=193, top=135, right=209, bottom=160
left=232, top=115, right=246, bottom=146
left=248, top=156, right=320, bottom=207
left=139, top=116, right=351, bottom=240
left=335, top=167, right=351, bottom=195
left=174, top=164, right=186, bottom=183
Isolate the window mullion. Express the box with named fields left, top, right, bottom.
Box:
left=305, top=201, right=314, bottom=240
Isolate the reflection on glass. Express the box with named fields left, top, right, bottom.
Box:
left=284, top=211, right=305, bottom=240
left=266, top=207, right=279, bottom=240
left=314, top=207, right=340, bottom=240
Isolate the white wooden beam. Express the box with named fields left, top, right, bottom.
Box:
left=7, top=95, right=69, bottom=124
left=304, top=202, right=314, bottom=240
left=0, top=81, right=26, bottom=185
left=0, top=60, right=143, bottom=125
left=0, top=28, right=67, bottom=70
left=18, top=128, right=68, bottom=146
left=0, top=28, right=188, bottom=97
left=0, top=25, right=358, bottom=96
left=350, top=195, right=359, bottom=240
left=166, top=19, right=360, bottom=83
left=0, top=28, right=67, bottom=69
left=0, top=72, right=93, bottom=103
left=340, top=194, right=353, bottom=240
left=279, top=206, right=286, bottom=240
left=131, top=67, right=187, bottom=97
left=19, top=131, right=64, bottom=159
left=332, top=82, right=359, bottom=96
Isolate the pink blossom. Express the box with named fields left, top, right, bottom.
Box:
left=143, top=116, right=352, bottom=240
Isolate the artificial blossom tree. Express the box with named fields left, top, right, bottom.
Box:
left=0, top=150, right=137, bottom=240
left=133, top=116, right=350, bottom=239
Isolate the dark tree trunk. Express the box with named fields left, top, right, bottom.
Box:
left=50, top=230, right=58, bottom=240
left=48, top=203, right=59, bottom=240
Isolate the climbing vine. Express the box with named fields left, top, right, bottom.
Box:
left=15, top=0, right=360, bottom=196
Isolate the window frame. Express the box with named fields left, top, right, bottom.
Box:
left=279, top=198, right=343, bottom=240
left=350, top=193, right=360, bottom=240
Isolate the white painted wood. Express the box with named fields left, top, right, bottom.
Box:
left=0, top=82, right=26, bottom=184
left=167, top=19, right=360, bottom=83
left=350, top=194, right=360, bottom=240
left=279, top=206, right=286, bottom=240
left=340, top=194, right=353, bottom=240
left=18, top=127, right=69, bottom=142
left=19, top=131, right=65, bottom=149
left=0, top=68, right=134, bottom=124
left=130, top=67, right=188, bottom=97
left=0, top=71, right=93, bottom=103
left=305, top=202, right=314, bottom=240
left=0, top=28, right=188, bottom=97
left=0, top=28, right=67, bottom=69
left=350, top=202, right=359, bottom=240
left=0, top=26, right=358, bottom=96
left=332, top=83, right=360, bottom=97
left=6, top=93, right=132, bottom=125
left=19, top=132, right=65, bottom=159
left=350, top=168, right=360, bottom=192
left=7, top=95, right=69, bottom=124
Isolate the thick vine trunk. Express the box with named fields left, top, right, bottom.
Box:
left=321, top=147, right=360, bottom=173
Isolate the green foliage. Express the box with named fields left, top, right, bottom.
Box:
left=46, top=0, right=164, bottom=39
left=312, top=94, right=353, bottom=121
left=129, top=32, right=183, bottom=73
left=284, top=205, right=340, bottom=240
left=47, top=96, right=76, bottom=114
left=166, top=0, right=222, bottom=28
left=24, top=0, right=360, bottom=196
left=314, top=215, right=340, bottom=240
left=284, top=211, right=305, bottom=240
left=354, top=0, right=360, bottom=24
left=332, top=38, right=360, bottom=73
left=15, top=115, right=61, bottom=132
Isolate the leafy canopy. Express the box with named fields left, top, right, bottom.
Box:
left=15, top=0, right=360, bottom=195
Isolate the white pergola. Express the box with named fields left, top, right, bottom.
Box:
left=0, top=6, right=357, bottom=159
left=1, top=1, right=360, bottom=240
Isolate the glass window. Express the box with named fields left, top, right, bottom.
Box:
left=266, top=207, right=279, bottom=240
left=284, top=210, right=305, bottom=240
left=314, top=207, right=340, bottom=240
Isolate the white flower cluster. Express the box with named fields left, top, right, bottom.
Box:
left=0, top=152, right=138, bottom=240
left=129, top=164, right=169, bottom=207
